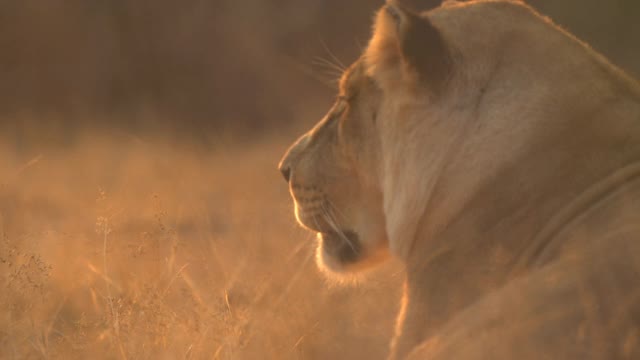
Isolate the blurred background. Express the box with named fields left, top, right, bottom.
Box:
left=0, top=0, right=638, bottom=141
left=0, top=1, right=638, bottom=359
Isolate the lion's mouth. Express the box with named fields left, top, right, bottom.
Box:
left=295, top=205, right=362, bottom=263
left=319, top=230, right=361, bottom=264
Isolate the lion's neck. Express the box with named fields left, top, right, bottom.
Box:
left=384, top=5, right=640, bottom=359
left=389, top=95, right=640, bottom=359
left=390, top=159, right=640, bottom=360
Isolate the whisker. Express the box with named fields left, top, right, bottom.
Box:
left=320, top=201, right=358, bottom=254
left=311, top=212, right=325, bottom=237
left=283, top=55, right=339, bottom=90
left=319, top=38, right=347, bottom=71
left=325, top=202, right=361, bottom=255
left=317, top=69, right=343, bottom=81
left=354, top=37, right=364, bottom=52
left=311, top=59, right=345, bottom=85
left=311, top=56, right=345, bottom=75
left=323, top=199, right=350, bottom=225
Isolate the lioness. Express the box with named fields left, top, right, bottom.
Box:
left=279, top=1, right=640, bottom=359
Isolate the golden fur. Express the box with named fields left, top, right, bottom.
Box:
left=280, top=0, right=640, bottom=358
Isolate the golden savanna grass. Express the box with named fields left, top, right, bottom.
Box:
left=0, top=132, right=401, bottom=359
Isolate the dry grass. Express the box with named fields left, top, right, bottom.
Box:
left=0, top=132, right=401, bottom=359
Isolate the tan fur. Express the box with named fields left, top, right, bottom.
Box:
left=365, top=1, right=409, bottom=90
left=279, top=1, right=640, bottom=359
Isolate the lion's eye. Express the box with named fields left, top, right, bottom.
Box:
left=337, top=95, right=354, bottom=108
left=332, top=98, right=348, bottom=116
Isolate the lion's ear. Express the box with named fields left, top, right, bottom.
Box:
left=365, top=1, right=451, bottom=92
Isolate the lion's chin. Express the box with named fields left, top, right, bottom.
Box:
left=315, top=231, right=364, bottom=273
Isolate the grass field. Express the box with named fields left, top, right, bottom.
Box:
left=0, top=131, right=401, bottom=359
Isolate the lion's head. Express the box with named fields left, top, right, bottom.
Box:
left=277, top=61, right=388, bottom=274
left=278, top=1, right=457, bottom=275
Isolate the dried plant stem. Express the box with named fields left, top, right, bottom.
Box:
left=101, top=219, right=127, bottom=360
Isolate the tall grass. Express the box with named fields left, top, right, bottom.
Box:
left=0, top=133, right=401, bottom=359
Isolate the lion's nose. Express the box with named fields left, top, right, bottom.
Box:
left=279, top=164, right=291, bottom=182
left=278, top=148, right=294, bottom=183
left=279, top=132, right=310, bottom=183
